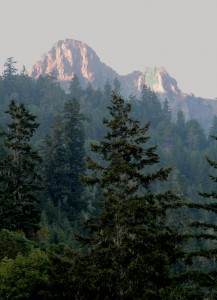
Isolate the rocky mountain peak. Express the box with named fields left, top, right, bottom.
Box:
left=30, top=38, right=118, bottom=89
left=143, top=66, right=182, bottom=96
left=30, top=39, right=183, bottom=99
left=29, top=38, right=217, bottom=130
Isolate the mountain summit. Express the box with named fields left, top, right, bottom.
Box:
left=30, top=39, right=182, bottom=98
left=30, top=39, right=118, bottom=89
left=30, top=38, right=217, bottom=129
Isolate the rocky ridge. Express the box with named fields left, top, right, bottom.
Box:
left=30, top=39, right=217, bottom=130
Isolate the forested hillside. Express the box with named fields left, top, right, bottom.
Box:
left=0, top=58, right=217, bottom=299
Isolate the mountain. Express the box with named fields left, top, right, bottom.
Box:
left=29, top=39, right=181, bottom=97
left=30, top=39, right=118, bottom=91
left=30, top=39, right=217, bottom=130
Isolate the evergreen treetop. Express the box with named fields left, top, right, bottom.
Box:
left=81, top=92, right=187, bottom=299
left=0, top=100, right=42, bottom=237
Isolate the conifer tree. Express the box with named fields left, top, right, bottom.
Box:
left=185, top=119, right=207, bottom=151
left=209, top=115, right=217, bottom=137
left=162, top=97, right=172, bottom=123
left=2, top=57, right=18, bottom=78
left=140, top=84, right=162, bottom=127
left=186, top=135, right=217, bottom=297
left=41, top=116, right=68, bottom=208
left=113, top=77, right=121, bottom=95
left=0, top=100, right=42, bottom=237
left=103, top=80, right=112, bottom=102
left=81, top=92, right=187, bottom=299
left=62, top=98, right=86, bottom=217
left=2, top=57, right=18, bottom=97
left=42, top=98, right=86, bottom=221
left=69, top=74, right=83, bottom=99
left=176, top=110, right=186, bottom=140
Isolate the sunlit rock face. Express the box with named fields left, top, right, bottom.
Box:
left=30, top=39, right=118, bottom=90
left=30, top=38, right=217, bottom=131
left=30, top=39, right=183, bottom=98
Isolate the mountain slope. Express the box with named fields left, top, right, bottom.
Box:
left=30, top=39, right=182, bottom=98
left=30, top=39, right=118, bottom=89
left=30, top=38, right=217, bottom=130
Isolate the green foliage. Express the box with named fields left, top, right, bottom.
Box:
left=178, top=135, right=217, bottom=297
left=185, top=119, right=207, bottom=151
left=0, top=229, right=33, bottom=260
left=69, top=74, right=83, bottom=99
left=45, top=245, right=89, bottom=299
left=0, top=243, right=89, bottom=300
left=63, top=98, right=86, bottom=214
left=176, top=110, right=186, bottom=140
left=139, top=84, right=162, bottom=127
left=38, top=206, right=77, bottom=247
left=209, top=115, right=217, bottom=137
left=2, top=57, right=18, bottom=78
left=41, top=98, right=86, bottom=222
left=0, top=62, right=216, bottom=297
left=41, top=116, right=68, bottom=207
left=162, top=97, right=172, bottom=124
left=0, top=100, right=42, bottom=237
left=0, top=249, right=50, bottom=299
left=81, top=92, right=187, bottom=298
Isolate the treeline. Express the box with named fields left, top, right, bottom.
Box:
left=0, top=58, right=217, bottom=298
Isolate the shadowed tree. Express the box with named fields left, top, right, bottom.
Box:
left=42, top=98, right=86, bottom=222
left=81, top=92, right=188, bottom=299
left=0, top=100, right=42, bottom=237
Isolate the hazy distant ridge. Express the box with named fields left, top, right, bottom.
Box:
left=30, top=38, right=217, bottom=130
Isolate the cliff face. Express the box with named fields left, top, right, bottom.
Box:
left=30, top=39, right=183, bottom=98
left=30, top=38, right=217, bottom=130
left=30, top=39, right=118, bottom=89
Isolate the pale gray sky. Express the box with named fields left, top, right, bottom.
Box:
left=0, top=0, right=216, bottom=98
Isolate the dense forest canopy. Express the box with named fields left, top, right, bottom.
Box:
left=0, top=58, right=217, bottom=299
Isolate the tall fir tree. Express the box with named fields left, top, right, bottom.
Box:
left=103, top=80, right=112, bottom=102
left=41, top=115, right=68, bottom=208
left=2, top=57, right=18, bottom=79
left=81, top=92, right=188, bottom=299
left=42, top=98, right=86, bottom=222
left=209, top=115, right=217, bottom=137
left=185, top=119, right=207, bottom=151
left=186, top=134, right=217, bottom=298
left=162, top=97, right=172, bottom=123
left=176, top=110, right=186, bottom=141
left=2, top=57, right=18, bottom=98
left=69, top=74, right=83, bottom=100
left=63, top=98, right=86, bottom=217
left=0, top=100, right=42, bottom=237
left=140, top=84, right=162, bottom=127
left=112, top=78, right=122, bottom=95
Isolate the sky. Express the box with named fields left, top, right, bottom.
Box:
left=0, top=0, right=216, bottom=99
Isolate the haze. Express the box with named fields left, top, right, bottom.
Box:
left=0, top=0, right=216, bottom=99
